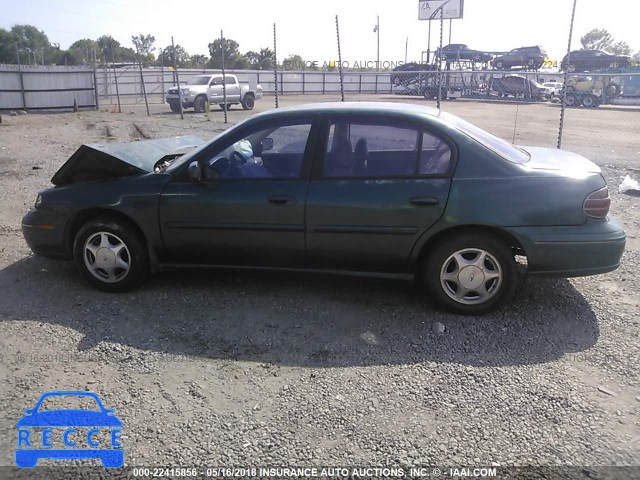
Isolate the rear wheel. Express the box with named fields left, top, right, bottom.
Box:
left=73, top=218, right=149, bottom=292
left=241, top=94, right=255, bottom=110
left=423, top=233, right=517, bottom=315
left=581, top=94, right=598, bottom=108
left=564, top=93, right=577, bottom=107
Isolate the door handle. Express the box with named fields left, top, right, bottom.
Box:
left=409, top=196, right=439, bottom=206
left=268, top=195, right=296, bottom=205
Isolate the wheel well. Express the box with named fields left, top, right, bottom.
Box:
left=244, top=92, right=255, bottom=98
left=65, top=208, right=147, bottom=255
left=415, top=225, right=526, bottom=272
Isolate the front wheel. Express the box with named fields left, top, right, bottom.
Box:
left=193, top=96, right=207, bottom=113
left=169, top=102, right=181, bottom=113
left=73, top=218, right=149, bottom=292
left=422, top=233, right=517, bottom=315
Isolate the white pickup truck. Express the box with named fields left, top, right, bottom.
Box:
left=165, top=74, right=263, bottom=113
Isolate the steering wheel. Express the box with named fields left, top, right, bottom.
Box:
left=230, top=150, right=249, bottom=165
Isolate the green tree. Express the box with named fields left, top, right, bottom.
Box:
left=190, top=54, right=208, bottom=68
left=0, top=28, right=14, bottom=63
left=158, top=44, right=190, bottom=67
left=610, top=41, right=632, bottom=56
left=96, top=35, right=120, bottom=62
left=207, top=38, right=247, bottom=69
left=244, top=48, right=273, bottom=69
left=282, top=54, right=306, bottom=70
left=580, top=28, right=613, bottom=50
left=68, top=38, right=97, bottom=65
left=131, top=33, right=156, bottom=61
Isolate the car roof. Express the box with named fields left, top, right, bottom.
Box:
left=250, top=102, right=442, bottom=122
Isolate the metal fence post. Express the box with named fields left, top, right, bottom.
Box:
left=221, top=30, right=228, bottom=123
left=558, top=0, right=578, bottom=149
left=273, top=23, right=279, bottom=108
left=92, top=48, right=100, bottom=110
left=335, top=15, right=345, bottom=101
left=172, top=36, right=184, bottom=120
left=14, top=43, right=27, bottom=110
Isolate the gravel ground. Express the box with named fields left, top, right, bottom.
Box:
left=0, top=96, right=639, bottom=476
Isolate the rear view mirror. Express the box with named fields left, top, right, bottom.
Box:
left=187, top=161, right=202, bottom=182
left=261, top=137, right=274, bottom=152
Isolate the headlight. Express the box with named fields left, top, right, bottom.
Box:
left=181, top=89, right=191, bottom=95
left=35, top=194, right=42, bottom=208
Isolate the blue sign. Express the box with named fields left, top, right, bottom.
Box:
left=15, top=391, right=124, bottom=468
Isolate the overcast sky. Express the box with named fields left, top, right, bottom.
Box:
left=1, top=0, right=638, bottom=64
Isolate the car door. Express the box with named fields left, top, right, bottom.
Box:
left=224, top=76, right=241, bottom=103
left=305, top=116, right=454, bottom=273
left=158, top=119, right=318, bottom=267
left=207, top=76, right=224, bottom=103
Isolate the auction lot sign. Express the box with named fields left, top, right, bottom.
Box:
left=419, top=0, right=464, bottom=20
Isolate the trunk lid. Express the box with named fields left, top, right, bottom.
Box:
left=522, top=146, right=601, bottom=174
left=51, top=136, right=204, bottom=186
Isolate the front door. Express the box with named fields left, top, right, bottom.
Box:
left=305, top=117, right=454, bottom=273
left=158, top=120, right=316, bottom=266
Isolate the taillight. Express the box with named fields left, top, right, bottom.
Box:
left=583, top=186, right=610, bottom=219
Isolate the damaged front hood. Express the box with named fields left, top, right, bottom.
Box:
left=51, top=136, right=204, bottom=186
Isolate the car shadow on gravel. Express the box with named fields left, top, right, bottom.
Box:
left=1, top=256, right=599, bottom=368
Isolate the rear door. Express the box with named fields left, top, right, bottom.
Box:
left=305, top=116, right=454, bottom=273
left=224, top=76, right=241, bottom=103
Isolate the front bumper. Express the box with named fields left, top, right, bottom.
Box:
left=166, top=94, right=194, bottom=107
left=21, top=208, right=70, bottom=259
left=506, top=216, right=626, bottom=277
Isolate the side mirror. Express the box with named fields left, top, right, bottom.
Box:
left=261, top=137, right=274, bottom=152
left=187, top=161, right=202, bottom=182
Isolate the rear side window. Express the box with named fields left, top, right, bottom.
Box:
left=419, top=132, right=452, bottom=175
left=323, top=121, right=419, bottom=178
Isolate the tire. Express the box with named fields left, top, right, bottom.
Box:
left=193, top=95, right=206, bottom=113
left=422, top=233, right=517, bottom=315
left=169, top=102, right=181, bottom=113
left=564, top=93, right=577, bottom=107
left=581, top=94, right=598, bottom=108
left=73, top=218, right=149, bottom=292
left=241, top=94, right=255, bottom=110
left=495, top=60, right=504, bottom=70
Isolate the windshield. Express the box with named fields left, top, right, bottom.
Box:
left=187, top=76, right=211, bottom=86
left=165, top=120, right=250, bottom=174
left=440, top=111, right=530, bottom=164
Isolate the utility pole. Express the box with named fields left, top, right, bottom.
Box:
left=405, top=36, right=408, bottom=63
left=373, top=15, right=380, bottom=71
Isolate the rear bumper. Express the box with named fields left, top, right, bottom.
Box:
left=506, top=216, right=626, bottom=277
left=21, top=209, right=71, bottom=260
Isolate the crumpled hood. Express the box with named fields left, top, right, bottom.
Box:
left=51, top=136, right=204, bottom=186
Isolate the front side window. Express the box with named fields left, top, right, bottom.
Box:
left=323, top=121, right=419, bottom=178
left=203, top=123, right=311, bottom=180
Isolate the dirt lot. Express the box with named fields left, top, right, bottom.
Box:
left=0, top=95, right=639, bottom=475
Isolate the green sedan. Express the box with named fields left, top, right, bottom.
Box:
left=21, top=103, right=625, bottom=315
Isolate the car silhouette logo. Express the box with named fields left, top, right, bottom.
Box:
left=15, top=391, right=124, bottom=468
